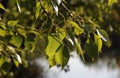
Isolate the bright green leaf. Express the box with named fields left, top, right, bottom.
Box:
left=55, top=45, right=70, bottom=68
left=0, top=29, right=6, bottom=37
left=57, top=28, right=66, bottom=40
left=108, top=0, right=118, bottom=5
left=68, top=21, right=84, bottom=35
left=35, top=2, right=41, bottom=19
left=94, top=33, right=102, bottom=53
left=0, top=3, right=7, bottom=12
left=97, top=29, right=110, bottom=42
left=7, top=20, right=19, bottom=26
left=0, top=57, right=5, bottom=67
left=10, top=35, right=23, bottom=48
left=45, top=35, right=61, bottom=57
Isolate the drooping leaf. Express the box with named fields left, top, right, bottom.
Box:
left=84, top=37, right=98, bottom=58
left=13, top=54, right=22, bottom=67
left=94, top=33, right=102, bottom=53
left=76, top=41, right=85, bottom=61
left=68, top=21, right=84, bottom=35
left=14, top=54, right=22, bottom=64
left=96, top=29, right=110, bottom=42
left=7, top=20, right=19, bottom=27
left=55, top=45, right=70, bottom=68
left=108, top=0, right=118, bottom=5
left=51, top=0, right=59, bottom=15
left=1, top=62, right=11, bottom=75
left=10, top=35, right=23, bottom=48
left=0, top=3, right=7, bottom=12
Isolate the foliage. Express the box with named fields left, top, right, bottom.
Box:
left=0, top=0, right=119, bottom=77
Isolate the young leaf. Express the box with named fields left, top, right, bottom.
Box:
left=7, top=20, right=19, bottom=27
left=9, top=35, right=23, bottom=48
left=96, top=29, right=110, bottom=42
left=94, top=33, right=102, bottom=53
left=51, top=0, right=59, bottom=15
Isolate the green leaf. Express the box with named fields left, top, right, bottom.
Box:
left=10, top=35, right=23, bottom=48
left=7, top=20, right=19, bottom=26
left=35, top=2, right=41, bottom=19
left=108, top=0, right=118, bottom=5
left=76, top=41, right=85, bottom=61
left=68, top=21, right=84, bottom=35
left=84, top=37, right=98, bottom=58
left=51, top=0, right=59, bottom=15
left=96, top=29, right=110, bottom=42
left=94, top=33, right=102, bottom=53
left=55, top=45, right=70, bottom=68
left=1, top=62, right=11, bottom=75
left=0, top=57, right=5, bottom=67
left=57, top=28, right=66, bottom=40
left=45, top=35, right=61, bottom=57
left=0, top=3, right=7, bottom=12
left=0, top=22, right=6, bottom=30
left=0, top=29, right=6, bottom=37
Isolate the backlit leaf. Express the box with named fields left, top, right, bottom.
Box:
left=55, top=45, right=70, bottom=68
left=0, top=57, right=5, bottom=67
left=57, top=28, right=66, bottom=40
left=0, top=22, right=6, bottom=30
left=35, top=2, right=41, bottom=19
left=45, top=35, right=61, bottom=57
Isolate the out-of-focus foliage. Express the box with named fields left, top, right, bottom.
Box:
left=0, top=0, right=119, bottom=77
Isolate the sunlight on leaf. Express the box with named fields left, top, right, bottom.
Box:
left=94, top=33, right=102, bottom=53
left=108, top=0, right=118, bottom=5
left=16, top=0, right=21, bottom=13
left=96, top=29, right=110, bottom=42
